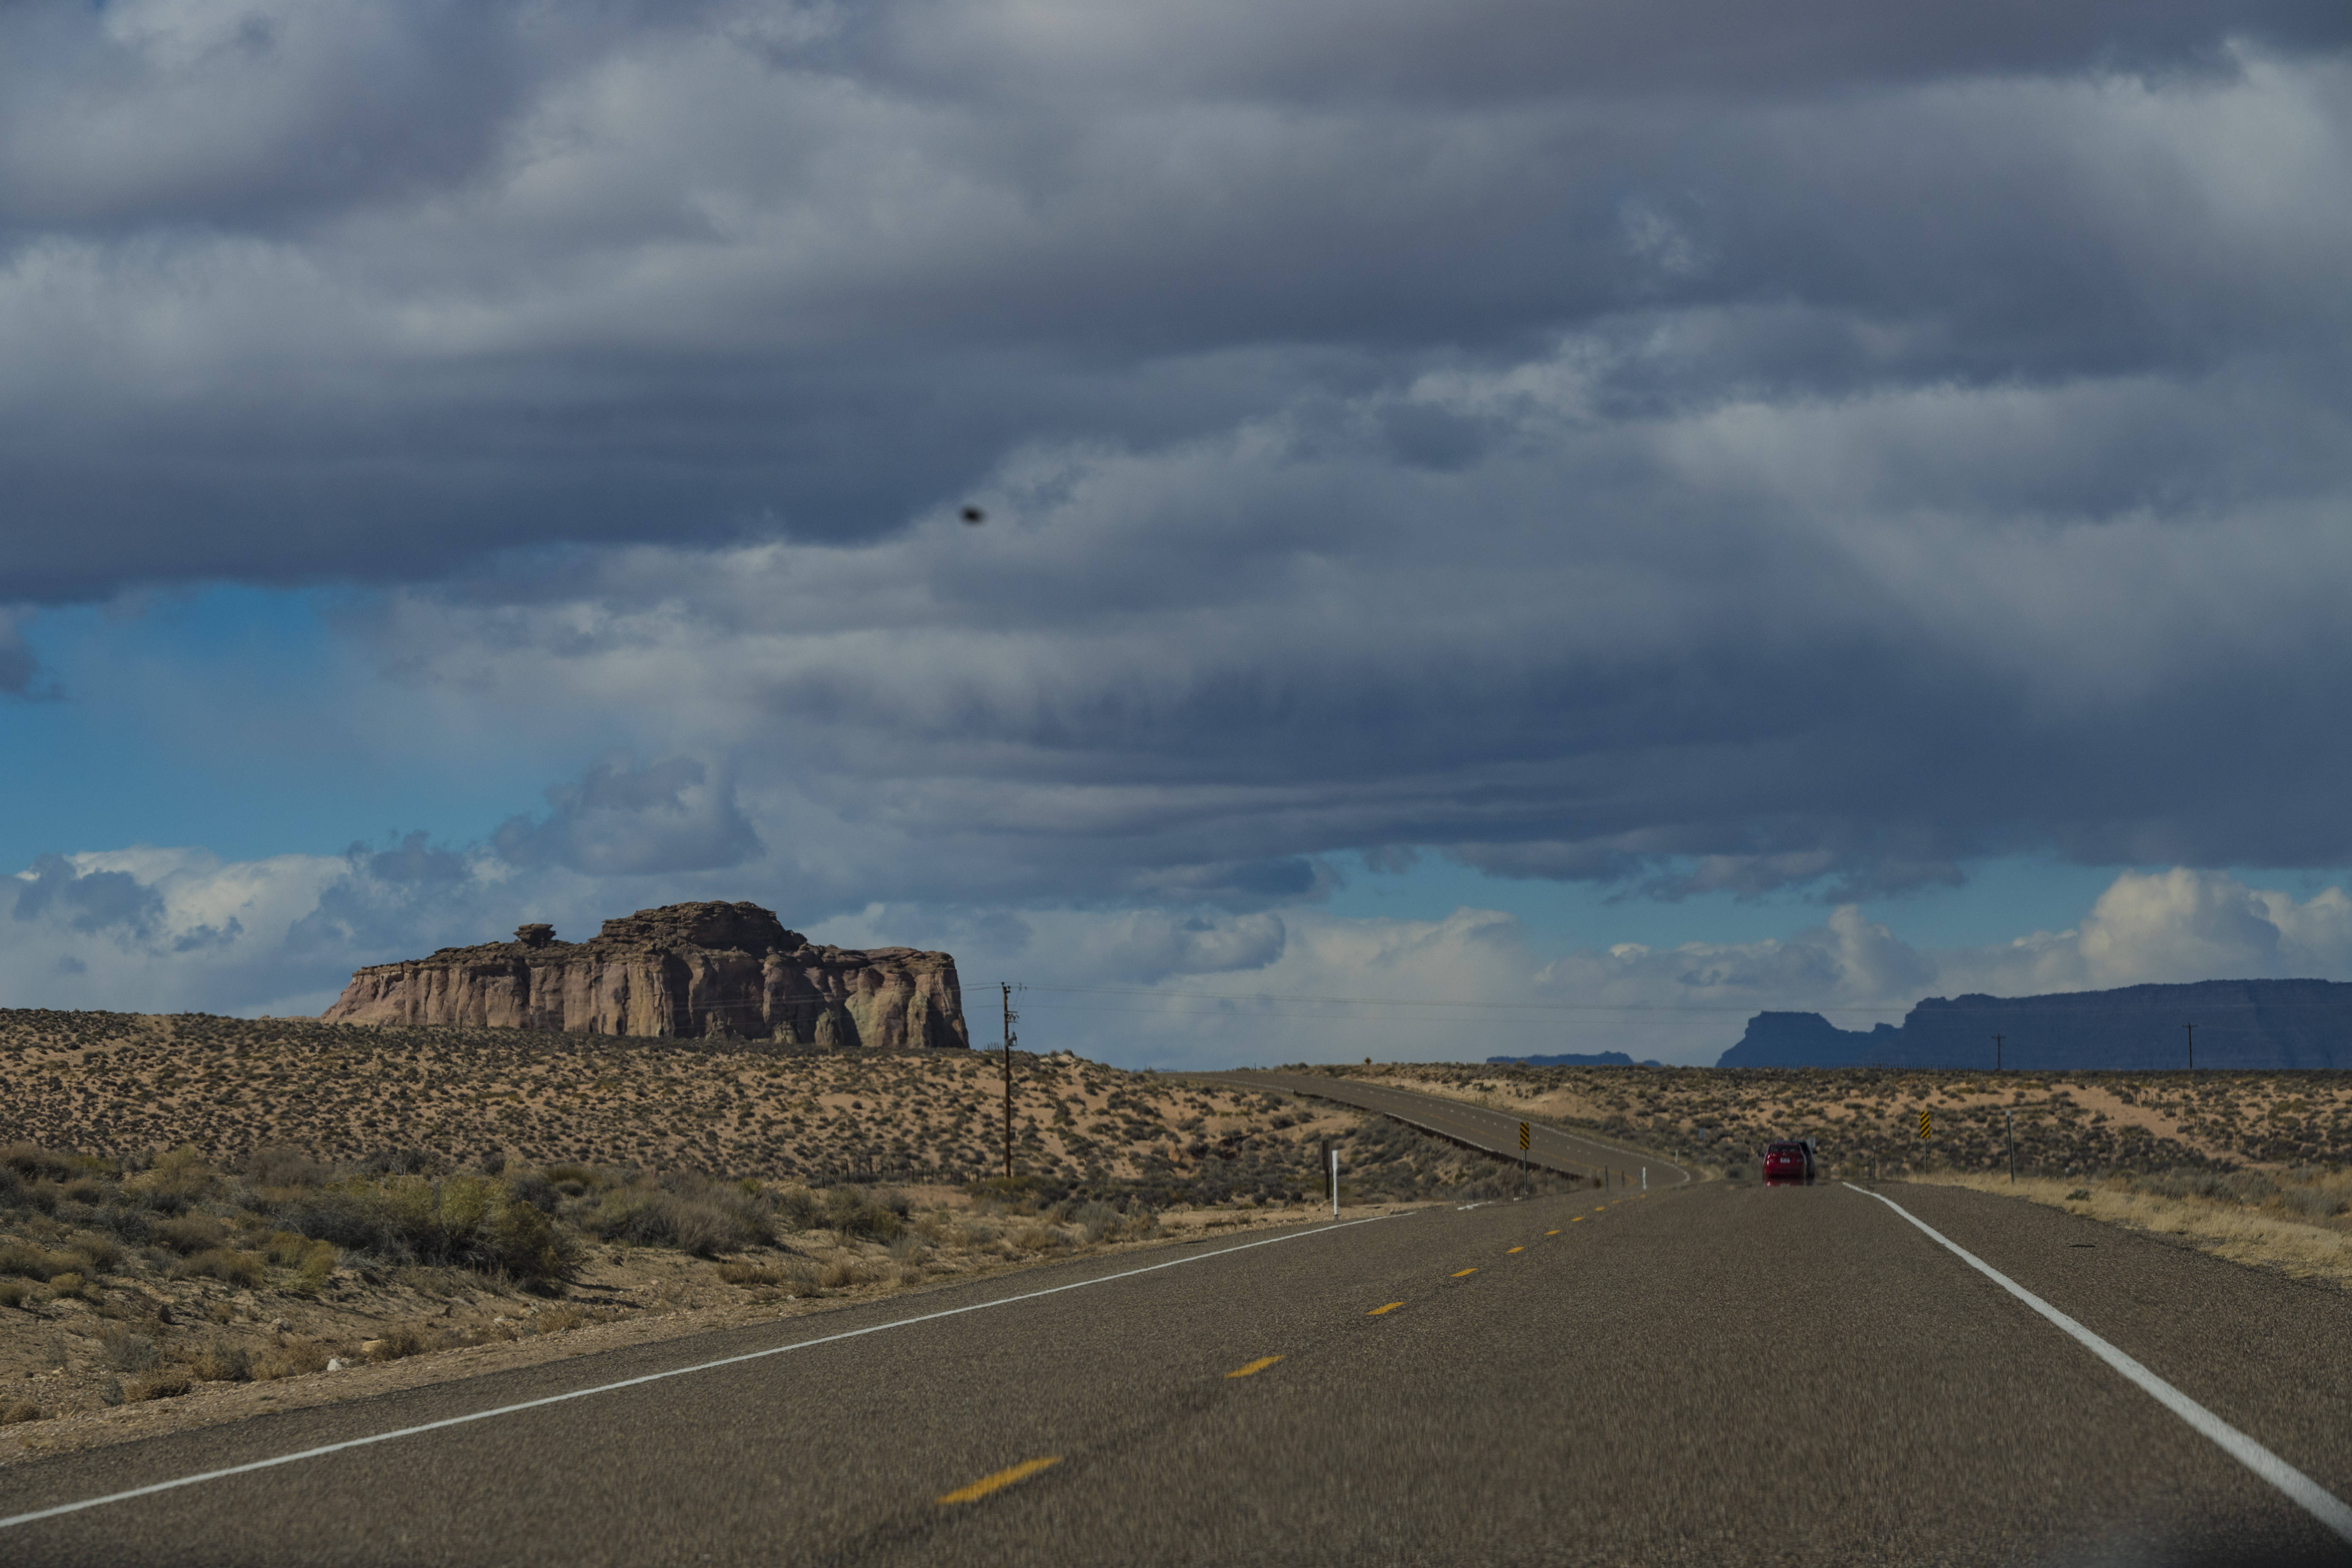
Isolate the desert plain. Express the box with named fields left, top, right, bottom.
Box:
left=3, top=1010, right=2348, bottom=1467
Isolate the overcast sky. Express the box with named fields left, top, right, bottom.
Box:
left=5, top=0, right=2350, bottom=1066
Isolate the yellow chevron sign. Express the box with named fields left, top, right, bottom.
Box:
left=1918, top=1109, right=1932, bottom=1141
left=1518, top=1121, right=1530, bottom=1152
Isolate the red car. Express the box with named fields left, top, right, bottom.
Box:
left=1762, top=1139, right=1819, bottom=1184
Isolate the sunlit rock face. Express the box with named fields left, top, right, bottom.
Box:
left=321, top=901, right=969, bottom=1049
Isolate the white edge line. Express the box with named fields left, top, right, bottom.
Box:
left=1843, top=1182, right=2352, bottom=1546
left=0, top=1211, right=1400, bottom=1534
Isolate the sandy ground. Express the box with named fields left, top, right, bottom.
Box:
left=0, top=1012, right=1318, bottom=1187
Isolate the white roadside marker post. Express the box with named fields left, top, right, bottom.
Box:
left=1329, top=1146, right=1340, bottom=1217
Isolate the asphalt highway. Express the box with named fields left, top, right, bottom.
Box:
left=1200, top=1067, right=1692, bottom=1188
left=5, top=1183, right=2350, bottom=1564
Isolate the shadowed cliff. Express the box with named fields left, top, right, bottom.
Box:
left=321, top=901, right=968, bottom=1050
left=1719, top=979, right=2352, bottom=1070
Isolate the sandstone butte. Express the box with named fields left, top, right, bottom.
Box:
left=319, top=901, right=970, bottom=1050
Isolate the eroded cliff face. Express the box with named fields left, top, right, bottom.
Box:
left=320, top=902, right=969, bottom=1050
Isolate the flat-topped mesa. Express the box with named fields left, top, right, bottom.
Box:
left=319, top=901, right=969, bottom=1050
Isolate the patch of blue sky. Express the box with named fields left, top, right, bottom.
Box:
left=0, top=586, right=593, bottom=872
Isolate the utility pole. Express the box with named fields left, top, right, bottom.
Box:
left=1994, top=1034, right=2004, bottom=1071
left=2185, top=1022, right=2194, bottom=1073
left=1001, top=982, right=1019, bottom=1181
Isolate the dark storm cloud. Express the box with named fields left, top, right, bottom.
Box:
left=868, top=0, right=2352, bottom=103
left=3, top=0, right=2349, bottom=906
left=0, top=611, right=56, bottom=698
left=10, top=854, right=166, bottom=937
left=1, top=0, right=2344, bottom=598
left=493, top=756, right=763, bottom=876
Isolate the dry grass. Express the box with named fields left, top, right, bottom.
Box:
left=1916, top=1168, right=2352, bottom=1289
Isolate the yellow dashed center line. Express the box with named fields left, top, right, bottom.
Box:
left=1545, top=1229, right=1560, bottom=1235
left=936, top=1456, right=1062, bottom=1505
left=1570, top=1217, right=1584, bottom=1222
left=1367, top=1302, right=1404, bottom=1316
left=1506, top=1246, right=1524, bottom=1253
left=1451, top=1267, right=1478, bottom=1277
left=1225, top=1356, right=1283, bottom=1378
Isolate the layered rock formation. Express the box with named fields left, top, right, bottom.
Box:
left=1718, top=979, right=2352, bottom=1070
left=321, top=902, right=969, bottom=1050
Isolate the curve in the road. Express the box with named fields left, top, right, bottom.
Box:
left=1196, top=1070, right=1691, bottom=1188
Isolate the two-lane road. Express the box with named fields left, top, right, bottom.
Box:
left=1200, top=1067, right=1690, bottom=1188
left=5, top=1180, right=2349, bottom=1564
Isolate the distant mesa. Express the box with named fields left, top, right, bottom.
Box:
left=1485, top=1051, right=1637, bottom=1067
left=1717, top=979, right=2352, bottom=1070
left=320, top=901, right=969, bottom=1050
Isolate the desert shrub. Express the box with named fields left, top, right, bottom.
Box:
left=506, top=1172, right=560, bottom=1214
left=1072, top=1201, right=1121, bottom=1243
left=187, top=1341, right=252, bottom=1382
left=716, top=1260, right=786, bottom=1286
left=62, top=1176, right=111, bottom=1205
left=46, top=1271, right=89, bottom=1299
left=294, top=1242, right=340, bottom=1295
left=261, top=1230, right=314, bottom=1267
left=135, top=1145, right=218, bottom=1207
left=125, top=1372, right=193, bottom=1402
left=817, top=1257, right=869, bottom=1289
left=0, top=1144, right=76, bottom=1183
left=358, top=1148, right=438, bottom=1177
left=532, top=1306, right=588, bottom=1335
left=259, top=1230, right=340, bottom=1293
left=253, top=1339, right=331, bottom=1380
left=542, top=1163, right=600, bottom=1188
left=772, top=1186, right=824, bottom=1233
left=586, top=1179, right=770, bottom=1256
left=825, top=1188, right=904, bottom=1244
left=266, top=1176, right=578, bottom=1287
left=0, top=1281, right=30, bottom=1309
left=363, top=1326, right=427, bottom=1363
left=0, top=1243, right=82, bottom=1282
left=1011, top=1225, right=1060, bottom=1253
left=2281, top=1186, right=2350, bottom=1220
left=151, top=1213, right=229, bottom=1254
left=70, top=1233, right=125, bottom=1274
left=100, top=1327, right=161, bottom=1372
left=244, top=1147, right=329, bottom=1188
left=172, top=1249, right=266, bottom=1288
left=0, top=1400, right=44, bottom=1426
